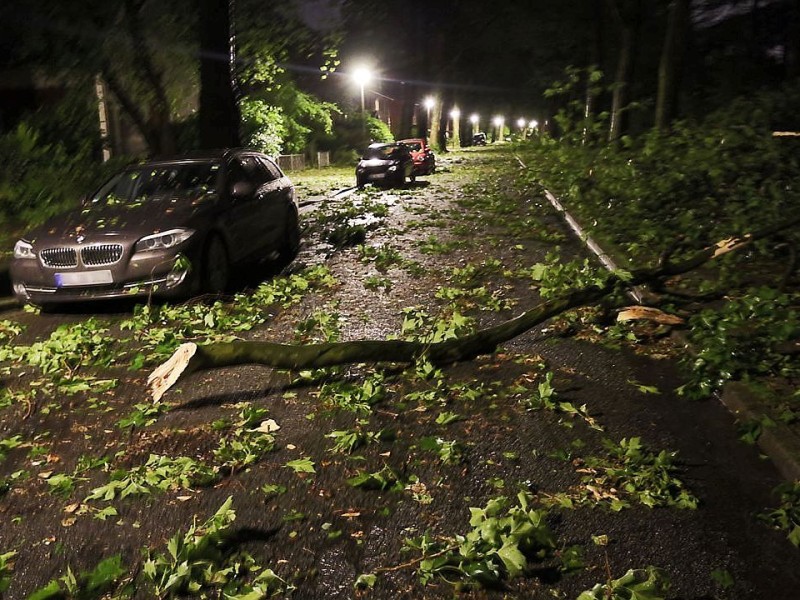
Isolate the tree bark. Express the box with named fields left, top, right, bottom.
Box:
left=655, top=0, right=691, bottom=130
left=607, top=0, right=641, bottom=141
left=787, top=0, right=800, bottom=79
left=199, top=0, right=241, bottom=149
left=148, top=214, right=800, bottom=402
left=123, top=0, right=176, bottom=155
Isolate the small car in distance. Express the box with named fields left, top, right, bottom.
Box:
left=355, top=142, right=415, bottom=188
left=398, top=138, right=435, bottom=176
left=10, top=149, right=300, bottom=307
left=472, top=132, right=487, bottom=146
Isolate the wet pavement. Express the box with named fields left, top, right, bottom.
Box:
left=0, top=148, right=798, bottom=599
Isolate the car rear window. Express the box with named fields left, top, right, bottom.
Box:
left=363, top=146, right=399, bottom=160
left=92, top=161, right=221, bottom=205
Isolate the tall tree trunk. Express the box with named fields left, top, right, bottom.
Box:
left=102, top=66, right=163, bottom=155
left=655, top=0, right=691, bottom=130
left=787, top=0, right=800, bottom=79
left=199, top=0, right=241, bottom=149
left=124, top=0, right=176, bottom=155
left=583, top=2, right=604, bottom=144
left=429, top=94, right=443, bottom=152
left=607, top=0, right=641, bottom=141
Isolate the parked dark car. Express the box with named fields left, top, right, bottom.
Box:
left=355, top=142, right=415, bottom=188
left=10, top=149, right=300, bottom=307
left=398, top=138, right=436, bottom=176
left=472, top=132, right=487, bottom=146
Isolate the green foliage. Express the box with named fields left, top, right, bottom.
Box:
left=326, top=427, right=390, bottom=454
left=401, top=307, right=475, bottom=344
left=759, top=481, right=800, bottom=547
left=347, top=465, right=401, bottom=491
left=143, top=497, right=290, bottom=597
left=358, top=243, right=404, bottom=271
left=319, top=372, right=386, bottom=414
left=0, top=550, right=16, bottom=594
left=1, top=319, right=116, bottom=375
left=0, top=435, right=23, bottom=462
left=577, top=566, right=670, bottom=600
left=0, top=92, right=123, bottom=234
left=27, top=555, right=127, bottom=600
left=405, top=492, right=556, bottom=589
left=284, top=457, right=316, bottom=474
left=120, top=265, right=337, bottom=363
left=524, top=252, right=609, bottom=300
left=522, top=371, right=603, bottom=431
left=116, top=402, right=169, bottom=430
left=578, top=438, right=698, bottom=511
left=213, top=406, right=277, bottom=471
left=419, top=436, right=464, bottom=464
left=85, top=455, right=217, bottom=503
left=240, top=99, right=287, bottom=156
left=681, top=288, right=800, bottom=399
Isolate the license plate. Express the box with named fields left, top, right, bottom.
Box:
left=55, top=270, right=113, bottom=287
left=369, top=173, right=386, bottom=180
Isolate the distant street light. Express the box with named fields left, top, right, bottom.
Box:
left=493, top=116, right=505, bottom=142
left=517, top=117, right=526, bottom=129
left=470, top=113, right=479, bottom=135
left=449, top=107, right=461, bottom=148
left=529, top=119, right=538, bottom=129
left=352, top=66, right=373, bottom=114
left=423, top=96, right=435, bottom=137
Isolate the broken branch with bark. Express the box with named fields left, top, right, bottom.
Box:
left=148, top=217, right=800, bottom=402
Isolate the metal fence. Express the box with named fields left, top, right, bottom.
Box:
left=277, top=151, right=330, bottom=171
left=277, top=154, right=305, bottom=171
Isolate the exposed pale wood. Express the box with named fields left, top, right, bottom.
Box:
left=617, top=306, right=684, bottom=325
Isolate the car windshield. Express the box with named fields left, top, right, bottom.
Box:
left=91, top=161, right=221, bottom=206
left=363, top=146, right=403, bottom=160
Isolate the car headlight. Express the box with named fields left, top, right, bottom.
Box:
left=388, top=165, right=398, bottom=172
left=134, top=228, right=194, bottom=253
left=13, top=240, right=35, bottom=259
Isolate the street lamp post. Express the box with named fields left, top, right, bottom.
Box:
left=352, top=65, right=373, bottom=143
left=353, top=66, right=373, bottom=115
left=449, top=107, right=461, bottom=148
left=423, top=96, right=435, bottom=138
left=493, top=116, right=505, bottom=142
left=470, top=113, right=479, bottom=137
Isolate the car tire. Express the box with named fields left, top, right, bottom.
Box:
left=356, top=176, right=367, bottom=188
left=279, top=206, right=300, bottom=262
left=201, top=234, right=229, bottom=294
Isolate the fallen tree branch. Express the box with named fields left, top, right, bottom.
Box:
left=149, top=216, right=800, bottom=401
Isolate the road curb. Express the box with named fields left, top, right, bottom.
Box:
left=720, top=382, right=800, bottom=481
left=533, top=176, right=800, bottom=483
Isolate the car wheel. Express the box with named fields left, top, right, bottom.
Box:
left=279, top=206, right=300, bottom=261
left=356, top=176, right=366, bottom=188
left=202, top=235, right=229, bottom=294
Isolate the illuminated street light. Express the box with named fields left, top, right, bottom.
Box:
left=423, top=96, right=435, bottom=137
left=352, top=66, right=373, bottom=114
left=517, top=117, right=526, bottom=129
left=450, top=107, right=461, bottom=148
left=493, top=116, right=505, bottom=142
left=529, top=119, right=538, bottom=129
left=470, top=113, right=480, bottom=136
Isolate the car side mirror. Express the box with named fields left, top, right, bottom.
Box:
left=231, top=180, right=254, bottom=199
